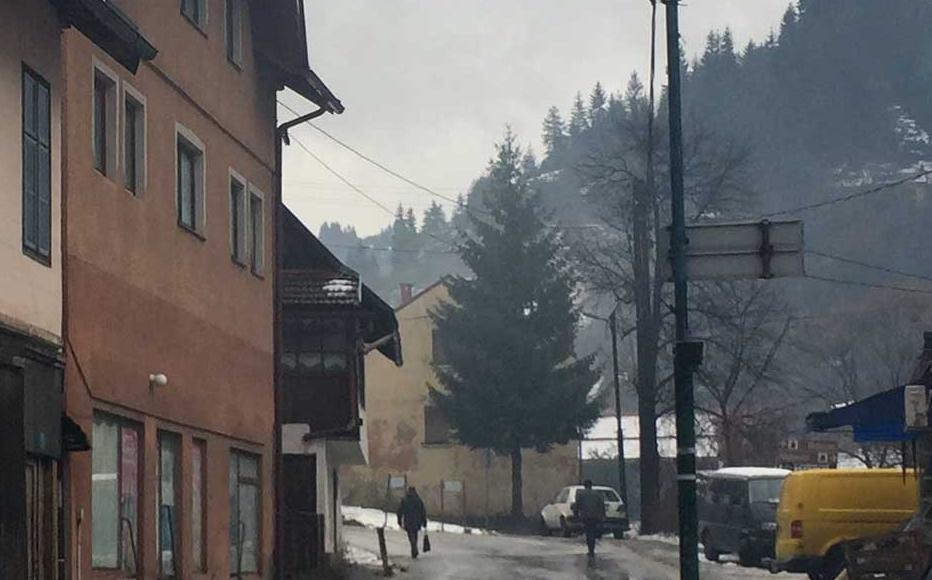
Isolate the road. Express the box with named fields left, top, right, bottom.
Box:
left=344, top=526, right=805, bottom=580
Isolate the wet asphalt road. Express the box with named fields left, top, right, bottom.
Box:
left=344, top=526, right=805, bottom=579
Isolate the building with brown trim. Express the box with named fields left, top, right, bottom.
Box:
left=55, top=1, right=341, bottom=579
left=278, top=209, right=402, bottom=574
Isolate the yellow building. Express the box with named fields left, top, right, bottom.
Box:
left=342, top=281, right=579, bottom=519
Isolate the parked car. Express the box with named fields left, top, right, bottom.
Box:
left=772, top=468, right=918, bottom=580
left=539, top=485, right=629, bottom=539
left=698, top=467, right=791, bottom=567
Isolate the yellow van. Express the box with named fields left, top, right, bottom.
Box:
left=773, top=468, right=917, bottom=579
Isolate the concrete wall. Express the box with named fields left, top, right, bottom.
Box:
left=343, top=283, right=579, bottom=519
left=0, top=0, right=62, bottom=344
left=61, top=1, right=277, bottom=577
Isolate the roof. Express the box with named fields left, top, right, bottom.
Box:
left=706, top=467, right=791, bottom=479
left=281, top=271, right=360, bottom=307
left=282, top=205, right=401, bottom=365
left=250, top=0, right=343, bottom=113
left=50, top=0, right=157, bottom=72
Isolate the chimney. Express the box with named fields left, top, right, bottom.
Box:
left=399, top=283, right=414, bottom=306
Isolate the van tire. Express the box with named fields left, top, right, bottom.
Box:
left=738, top=540, right=761, bottom=567
left=702, top=531, right=720, bottom=562
left=820, top=548, right=846, bottom=580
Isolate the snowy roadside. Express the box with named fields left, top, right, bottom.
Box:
left=343, top=505, right=490, bottom=535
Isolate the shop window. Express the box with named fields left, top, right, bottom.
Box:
left=91, top=414, right=140, bottom=576
left=229, top=451, right=260, bottom=576
left=192, top=439, right=207, bottom=572
left=158, top=432, right=180, bottom=578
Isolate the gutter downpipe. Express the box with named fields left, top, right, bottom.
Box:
left=274, top=106, right=328, bottom=580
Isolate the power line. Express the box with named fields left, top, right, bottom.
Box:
left=763, top=168, right=932, bottom=218
left=806, top=249, right=932, bottom=284
left=278, top=100, right=473, bottom=210
left=285, top=131, right=461, bottom=253
left=288, top=134, right=396, bottom=217
left=805, top=274, right=932, bottom=295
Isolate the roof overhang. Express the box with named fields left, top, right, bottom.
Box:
left=251, top=0, right=343, bottom=114
left=50, top=0, right=157, bottom=73
left=807, top=386, right=912, bottom=443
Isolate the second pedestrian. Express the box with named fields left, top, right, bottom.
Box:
left=397, top=486, right=428, bottom=558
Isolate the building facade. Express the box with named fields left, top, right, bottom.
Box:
left=278, top=210, right=401, bottom=573
left=56, top=1, right=340, bottom=579
left=342, top=281, right=579, bottom=520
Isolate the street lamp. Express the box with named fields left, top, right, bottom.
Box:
left=581, top=308, right=629, bottom=517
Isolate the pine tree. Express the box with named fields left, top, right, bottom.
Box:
left=541, top=106, right=568, bottom=157
left=588, top=82, right=608, bottom=124
left=568, top=92, right=588, bottom=138
left=430, top=129, right=600, bottom=517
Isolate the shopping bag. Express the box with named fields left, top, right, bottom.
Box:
left=423, top=533, right=432, bottom=553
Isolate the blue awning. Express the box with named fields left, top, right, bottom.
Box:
left=807, top=386, right=913, bottom=443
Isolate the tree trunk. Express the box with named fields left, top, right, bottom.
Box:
left=510, top=446, right=524, bottom=518
left=633, top=179, right=662, bottom=534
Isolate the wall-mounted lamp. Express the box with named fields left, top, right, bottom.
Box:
left=149, top=373, right=168, bottom=389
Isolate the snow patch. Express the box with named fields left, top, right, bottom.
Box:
left=342, top=505, right=488, bottom=535
left=893, top=105, right=931, bottom=146
left=323, top=278, right=356, bottom=295
left=710, top=467, right=791, bottom=478
left=343, top=544, right=382, bottom=567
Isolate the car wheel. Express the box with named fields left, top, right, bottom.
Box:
left=539, top=516, right=552, bottom=537
left=560, top=516, right=571, bottom=538
left=738, top=539, right=761, bottom=567
left=613, top=531, right=625, bottom=540
left=701, top=531, right=720, bottom=562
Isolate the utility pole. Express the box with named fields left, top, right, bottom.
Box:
left=664, top=1, right=701, bottom=579
left=608, top=310, right=629, bottom=513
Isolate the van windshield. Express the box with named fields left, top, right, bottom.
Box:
left=748, top=478, right=785, bottom=503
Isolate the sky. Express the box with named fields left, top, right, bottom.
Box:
left=281, top=1, right=793, bottom=237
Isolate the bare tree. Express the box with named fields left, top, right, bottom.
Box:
left=691, top=281, right=797, bottom=466
left=569, top=76, right=753, bottom=532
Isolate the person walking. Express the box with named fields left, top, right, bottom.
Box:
left=574, top=480, right=606, bottom=557
left=397, top=486, right=428, bottom=558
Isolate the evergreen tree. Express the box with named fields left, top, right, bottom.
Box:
left=588, top=82, right=608, bottom=124
left=421, top=201, right=449, bottom=242
left=541, top=106, right=568, bottom=157
left=568, top=92, right=588, bottom=138
left=430, top=129, right=600, bottom=517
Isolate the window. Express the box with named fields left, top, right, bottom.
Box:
left=432, top=328, right=448, bottom=366
left=424, top=405, right=451, bottom=445
left=229, top=174, right=246, bottom=263
left=158, top=432, right=180, bottom=578
left=92, top=68, right=117, bottom=177
left=22, top=67, right=51, bottom=263
left=91, top=414, right=140, bottom=576
left=192, top=439, right=207, bottom=572
left=229, top=451, right=260, bottom=576
left=123, top=88, right=145, bottom=194
left=247, top=191, right=264, bottom=274
left=176, top=127, right=205, bottom=235
left=181, top=0, right=207, bottom=29
left=225, top=0, right=243, bottom=66
left=282, top=318, right=348, bottom=376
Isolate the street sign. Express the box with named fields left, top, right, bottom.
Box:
left=659, top=219, right=805, bottom=281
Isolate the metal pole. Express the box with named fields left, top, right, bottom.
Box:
left=608, top=311, right=629, bottom=512
left=664, top=1, right=699, bottom=579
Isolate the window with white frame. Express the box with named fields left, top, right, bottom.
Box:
left=123, top=86, right=146, bottom=195
left=247, top=190, right=264, bottom=274
left=175, top=126, right=205, bottom=235
left=181, top=0, right=207, bottom=30
left=225, top=0, right=244, bottom=67
left=91, top=413, right=140, bottom=576
left=229, top=173, right=246, bottom=263
left=92, top=65, right=117, bottom=177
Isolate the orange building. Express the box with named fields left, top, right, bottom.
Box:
left=57, top=1, right=341, bottom=579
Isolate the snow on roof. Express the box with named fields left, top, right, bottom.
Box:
left=710, top=467, right=791, bottom=479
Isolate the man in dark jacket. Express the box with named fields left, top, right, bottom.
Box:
left=574, top=480, right=606, bottom=557
left=397, top=486, right=428, bottom=558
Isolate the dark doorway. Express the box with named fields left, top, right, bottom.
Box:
left=0, top=365, right=27, bottom=579
left=282, top=455, right=323, bottom=577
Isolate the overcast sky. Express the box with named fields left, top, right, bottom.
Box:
left=280, top=1, right=792, bottom=237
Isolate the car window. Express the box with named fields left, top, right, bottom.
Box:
left=709, top=478, right=727, bottom=504
left=748, top=478, right=784, bottom=503
left=556, top=488, right=569, bottom=503
left=727, top=480, right=747, bottom=506
left=597, top=489, right=621, bottom=502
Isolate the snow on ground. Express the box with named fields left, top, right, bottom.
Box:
left=635, top=533, right=681, bottom=546
left=343, top=505, right=489, bottom=535
left=344, top=544, right=383, bottom=568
